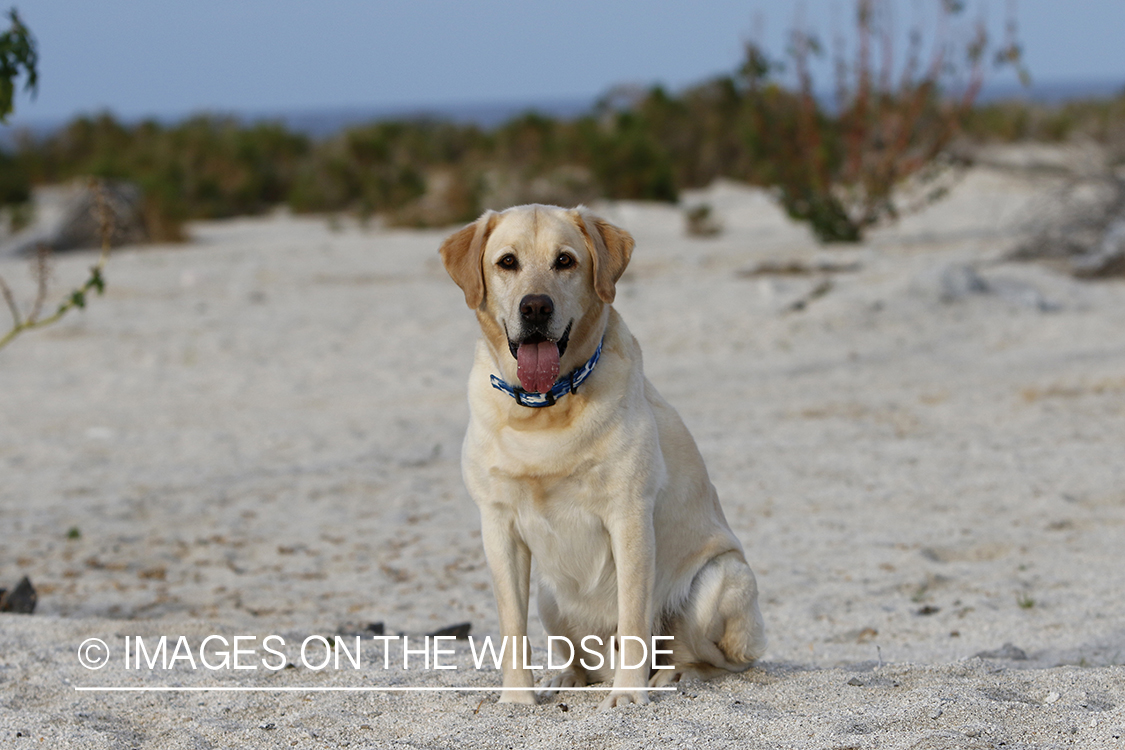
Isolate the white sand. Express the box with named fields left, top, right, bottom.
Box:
left=1, top=164, right=1124, bottom=747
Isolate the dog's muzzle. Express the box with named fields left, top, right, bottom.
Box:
left=506, top=320, right=572, bottom=395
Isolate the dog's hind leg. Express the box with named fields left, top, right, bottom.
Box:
left=650, top=551, right=766, bottom=686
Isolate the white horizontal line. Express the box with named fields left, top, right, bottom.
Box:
left=75, top=686, right=677, bottom=692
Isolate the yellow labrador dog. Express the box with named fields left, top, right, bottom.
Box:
left=440, top=204, right=766, bottom=709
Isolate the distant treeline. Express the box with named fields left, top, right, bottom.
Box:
left=3, top=75, right=1123, bottom=241
left=963, top=94, right=1125, bottom=145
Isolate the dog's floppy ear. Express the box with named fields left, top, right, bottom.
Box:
left=440, top=211, right=497, bottom=309
left=575, top=207, right=634, bottom=304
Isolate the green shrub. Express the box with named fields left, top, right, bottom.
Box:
left=18, top=2, right=1125, bottom=242
left=0, top=7, right=34, bottom=212
left=0, top=147, right=29, bottom=205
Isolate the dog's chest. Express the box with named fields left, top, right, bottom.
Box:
left=510, top=479, right=617, bottom=601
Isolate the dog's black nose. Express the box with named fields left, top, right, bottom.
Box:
left=519, top=294, right=553, bottom=325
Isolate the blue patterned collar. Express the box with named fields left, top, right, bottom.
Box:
left=490, top=337, right=604, bottom=408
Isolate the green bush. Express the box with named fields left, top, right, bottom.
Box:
left=0, top=7, right=35, bottom=213
left=16, top=114, right=310, bottom=238
left=0, top=146, right=29, bottom=205
left=580, top=110, right=678, bottom=202
left=11, top=3, right=1125, bottom=241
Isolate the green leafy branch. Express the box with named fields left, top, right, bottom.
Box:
left=0, top=7, right=36, bottom=122
left=0, top=8, right=115, bottom=354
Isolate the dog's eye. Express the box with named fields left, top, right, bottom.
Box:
left=497, top=254, right=519, bottom=271
left=554, top=253, right=575, bottom=270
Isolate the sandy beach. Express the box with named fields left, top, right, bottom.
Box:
left=1, top=157, right=1123, bottom=748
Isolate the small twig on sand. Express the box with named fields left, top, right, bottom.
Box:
left=28, top=243, right=51, bottom=322
left=786, top=278, right=834, bottom=313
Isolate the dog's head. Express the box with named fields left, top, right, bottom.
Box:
left=440, top=204, right=634, bottom=394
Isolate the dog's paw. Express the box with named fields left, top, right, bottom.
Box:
left=597, top=689, right=650, bottom=710
left=537, top=668, right=587, bottom=697
left=648, top=669, right=683, bottom=688
left=498, top=689, right=538, bottom=705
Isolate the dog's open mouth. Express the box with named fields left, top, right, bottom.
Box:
left=508, top=322, right=571, bottom=394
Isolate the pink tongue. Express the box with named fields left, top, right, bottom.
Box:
left=516, top=341, right=560, bottom=394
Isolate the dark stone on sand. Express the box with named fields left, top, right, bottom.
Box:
left=0, top=576, right=36, bottom=614
left=428, top=622, right=472, bottom=639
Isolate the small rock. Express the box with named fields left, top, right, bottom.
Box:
left=0, top=576, right=37, bottom=614
left=786, top=278, right=833, bottom=313
left=846, top=677, right=865, bottom=687
left=428, top=622, right=471, bottom=639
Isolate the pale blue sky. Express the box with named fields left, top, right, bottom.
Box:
left=6, top=0, right=1124, bottom=123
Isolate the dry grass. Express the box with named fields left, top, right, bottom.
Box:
left=0, top=178, right=114, bottom=352
left=1020, top=378, right=1125, bottom=403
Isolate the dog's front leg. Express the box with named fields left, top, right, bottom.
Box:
left=480, top=508, right=537, bottom=705
left=600, top=508, right=656, bottom=710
